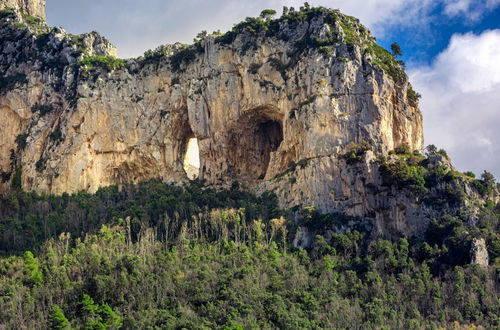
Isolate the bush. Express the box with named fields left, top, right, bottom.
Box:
left=407, top=86, right=421, bottom=107
left=340, top=141, right=371, bottom=164
left=379, top=158, right=427, bottom=193
left=170, top=46, right=198, bottom=72
left=393, top=144, right=411, bottom=156
left=11, top=167, right=22, bottom=190
left=473, top=171, right=496, bottom=196
left=77, top=55, right=125, bottom=71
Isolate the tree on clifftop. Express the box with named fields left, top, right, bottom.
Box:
left=391, top=42, right=403, bottom=57
left=260, top=9, right=277, bottom=20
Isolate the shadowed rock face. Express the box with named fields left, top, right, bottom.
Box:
left=0, top=5, right=432, bottom=237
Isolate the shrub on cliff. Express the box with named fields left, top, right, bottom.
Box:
left=379, top=157, right=427, bottom=193
left=407, top=86, right=421, bottom=107
left=340, top=141, right=372, bottom=164
left=473, top=171, right=496, bottom=196
left=77, top=55, right=125, bottom=71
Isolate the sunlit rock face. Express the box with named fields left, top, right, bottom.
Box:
left=1, top=5, right=432, bottom=237
left=0, top=0, right=45, bottom=20
left=470, top=238, right=489, bottom=266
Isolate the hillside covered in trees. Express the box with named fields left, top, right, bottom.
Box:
left=0, top=170, right=499, bottom=328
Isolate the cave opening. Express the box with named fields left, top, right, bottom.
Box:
left=229, top=112, right=284, bottom=181
left=183, top=137, right=200, bottom=180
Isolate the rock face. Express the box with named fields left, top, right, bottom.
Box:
left=0, top=0, right=45, bottom=20
left=1, top=4, right=474, bottom=239
left=470, top=238, right=489, bottom=266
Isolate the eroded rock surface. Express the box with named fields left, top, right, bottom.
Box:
left=470, top=238, right=489, bottom=266
left=0, top=0, right=45, bottom=19
left=4, top=4, right=492, bottom=239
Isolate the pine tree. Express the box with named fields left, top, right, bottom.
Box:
left=48, top=305, right=69, bottom=329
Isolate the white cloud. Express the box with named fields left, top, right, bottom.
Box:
left=409, top=30, right=500, bottom=178
left=443, top=0, right=500, bottom=21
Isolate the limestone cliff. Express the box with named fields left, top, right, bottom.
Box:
left=0, top=0, right=45, bottom=20
left=1, top=4, right=495, bottom=239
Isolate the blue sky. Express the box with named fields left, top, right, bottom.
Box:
left=378, top=1, right=500, bottom=65
left=45, top=0, right=500, bottom=179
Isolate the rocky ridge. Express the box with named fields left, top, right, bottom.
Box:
left=0, top=2, right=497, bottom=240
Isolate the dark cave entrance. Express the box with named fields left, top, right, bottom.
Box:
left=228, top=110, right=284, bottom=181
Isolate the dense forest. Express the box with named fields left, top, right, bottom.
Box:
left=0, top=176, right=499, bottom=328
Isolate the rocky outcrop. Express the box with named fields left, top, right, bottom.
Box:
left=470, top=238, right=489, bottom=266
left=0, top=0, right=45, bottom=20
left=4, top=5, right=493, bottom=239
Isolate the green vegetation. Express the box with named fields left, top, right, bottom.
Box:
left=408, top=85, right=422, bottom=107
left=260, top=9, right=277, bottom=20
left=0, top=206, right=498, bottom=328
left=0, top=180, right=281, bottom=254
left=77, top=55, right=126, bottom=72
left=48, top=305, right=70, bottom=329
left=378, top=144, right=500, bottom=210
left=368, top=43, right=406, bottom=84
left=10, top=167, right=22, bottom=190
left=1, top=5, right=499, bottom=328
left=20, top=13, right=49, bottom=35
left=0, top=174, right=498, bottom=328
left=170, top=45, right=199, bottom=72
left=390, top=42, right=403, bottom=57
left=0, top=9, right=48, bottom=35
left=340, top=141, right=372, bottom=164
left=339, top=19, right=360, bottom=46
left=380, top=157, right=427, bottom=193
left=473, top=171, right=497, bottom=197
left=0, top=8, right=15, bottom=17
left=210, top=5, right=408, bottom=85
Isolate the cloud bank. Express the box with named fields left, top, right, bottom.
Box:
left=409, top=29, right=500, bottom=178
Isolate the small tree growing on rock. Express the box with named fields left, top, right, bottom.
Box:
left=260, top=9, right=277, bottom=20
left=391, top=42, right=402, bottom=57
